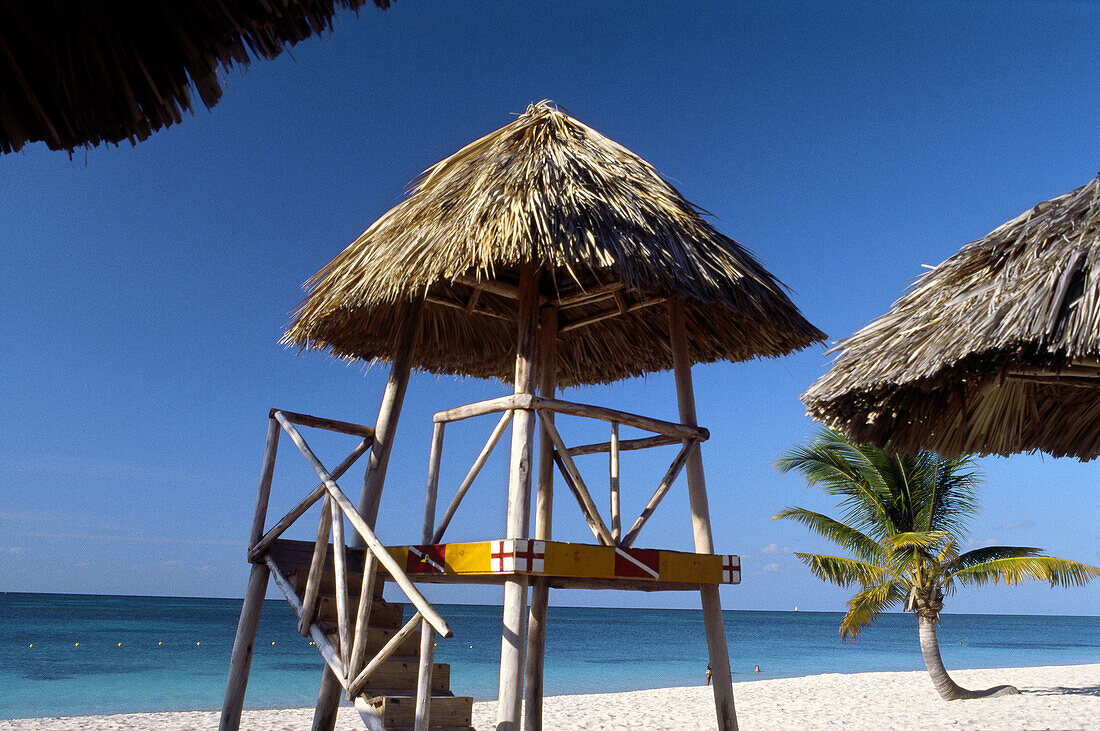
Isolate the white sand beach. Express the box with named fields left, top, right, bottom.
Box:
left=3, top=663, right=1096, bottom=730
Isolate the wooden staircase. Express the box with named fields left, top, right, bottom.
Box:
left=277, top=541, right=474, bottom=730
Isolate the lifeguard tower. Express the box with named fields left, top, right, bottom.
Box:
left=219, top=102, right=823, bottom=731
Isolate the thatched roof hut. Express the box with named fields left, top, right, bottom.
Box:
left=804, top=173, right=1100, bottom=460
left=284, top=101, right=824, bottom=387
left=0, top=0, right=387, bottom=154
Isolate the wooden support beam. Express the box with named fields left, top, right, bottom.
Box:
left=298, top=494, right=334, bottom=637
left=427, top=293, right=514, bottom=322
left=346, top=612, right=423, bottom=699
left=552, top=281, right=624, bottom=308
left=565, top=433, right=681, bottom=457
left=609, top=422, right=621, bottom=543
left=265, top=557, right=347, bottom=685
left=432, top=410, right=514, bottom=543
left=529, top=396, right=708, bottom=441
left=497, top=265, right=539, bottom=731
left=273, top=412, right=452, bottom=637
left=249, top=438, right=371, bottom=562
left=248, top=417, right=282, bottom=547
left=315, top=299, right=420, bottom=731
left=269, top=409, right=376, bottom=440
left=619, top=440, right=698, bottom=548
left=219, top=562, right=270, bottom=731
left=330, top=498, right=351, bottom=673
left=558, top=297, right=664, bottom=334
left=540, top=415, right=615, bottom=546
left=433, top=394, right=532, bottom=423
left=422, top=422, right=445, bottom=546
left=358, top=298, right=423, bottom=529
left=414, top=619, right=435, bottom=731
left=524, top=303, right=558, bottom=731
left=669, top=298, right=737, bottom=731
left=347, top=551, right=378, bottom=685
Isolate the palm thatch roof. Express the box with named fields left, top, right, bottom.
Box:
left=805, top=173, right=1100, bottom=460
left=284, top=101, right=824, bottom=387
left=0, top=0, right=387, bottom=154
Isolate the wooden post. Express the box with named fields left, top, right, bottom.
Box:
left=314, top=298, right=424, bottom=731
left=609, top=421, right=621, bottom=542
left=669, top=298, right=738, bottom=731
left=359, top=298, right=425, bottom=527
left=219, top=563, right=270, bottom=731
left=220, top=417, right=280, bottom=731
left=523, top=304, right=557, bottom=731
left=497, top=266, right=540, bottom=731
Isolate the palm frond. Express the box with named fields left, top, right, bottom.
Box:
left=952, top=556, right=1100, bottom=588
left=882, top=530, right=948, bottom=552
left=839, top=581, right=905, bottom=639
left=772, top=507, right=885, bottom=564
left=794, top=553, right=892, bottom=588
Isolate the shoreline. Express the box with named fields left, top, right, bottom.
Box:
left=2, top=663, right=1097, bottom=730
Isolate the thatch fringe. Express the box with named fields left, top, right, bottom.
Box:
left=0, top=0, right=388, bottom=154
left=804, top=173, right=1100, bottom=459
left=284, top=102, right=824, bottom=386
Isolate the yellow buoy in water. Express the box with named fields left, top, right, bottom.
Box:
left=74, top=643, right=79, bottom=647
left=28, top=644, right=33, bottom=648
left=117, top=643, right=122, bottom=647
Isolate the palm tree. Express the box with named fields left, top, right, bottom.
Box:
left=774, top=429, right=1099, bottom=701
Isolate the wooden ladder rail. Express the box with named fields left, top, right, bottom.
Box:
left=222, top=408, right=455, bottom=731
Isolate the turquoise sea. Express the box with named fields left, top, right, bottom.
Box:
left=2, top=592, right=1098, bottom=720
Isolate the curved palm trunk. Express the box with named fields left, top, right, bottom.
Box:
left=917, top=615, right=1018, bottom=700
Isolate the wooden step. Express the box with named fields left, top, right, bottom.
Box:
left=324, top=625, right=422, bottom=658
left=312, top=595, right=404, bottom=628
left=361, top=695, right=473, bottom=730
left=287, top=567, right=385, bottom=600
left=359, top=661, right=451, bottom=696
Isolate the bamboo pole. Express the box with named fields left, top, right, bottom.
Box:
left=497, top=265, right=539, bottom=731
left=432, top=410, right=514, bottom=543
left=299, top=494, right=334, bottom=637
left=609, top=422, right=621, bottom=543
left=669, top=298, right=737, bottom=731
left=221, top=416, right=281, bottom=730
left=523, top=304, right=557, bottom=731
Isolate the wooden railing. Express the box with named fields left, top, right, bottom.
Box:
left=424, top=395, right=709, bottom=548
left=247, top=409, right=452, bottom=728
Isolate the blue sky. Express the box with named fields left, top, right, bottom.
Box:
left=2, top=1, right=1098, bottom=617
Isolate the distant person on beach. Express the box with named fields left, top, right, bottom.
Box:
left=705, top=663, right=712, bottom=685
left=754, top=665, right=761, bottom=674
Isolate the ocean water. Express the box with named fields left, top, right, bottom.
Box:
left=1, top=592, right=1097, bottom=719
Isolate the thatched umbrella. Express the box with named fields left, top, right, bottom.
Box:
left=284, top=101, right=824, bottom=385
left=805, top=172, right=1100, bottom=460
left=0, top=0, right=388, bottom=154
left=282, top=101, right=823, bottom=731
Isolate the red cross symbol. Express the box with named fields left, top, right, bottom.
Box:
left=722, top=555, right=741, bottom=584
left=490, top=540, right=546, bottom=573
